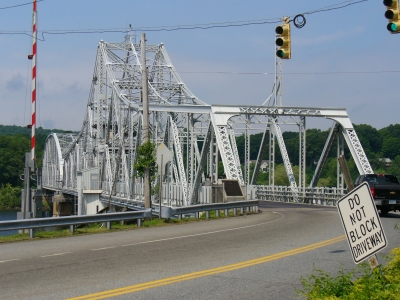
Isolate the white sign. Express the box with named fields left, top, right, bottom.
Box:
left=337, top=182, right=387, bottom=264
left=156, top=143, right=173, bottom=170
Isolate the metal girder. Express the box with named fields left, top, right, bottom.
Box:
left=251, top=126, right=269, bottom=185
left=268, top=124, right=275, bottom=186
left=299, top=116, right=306, bottom=188
left=211, top=107, right=244, bottom=185
left=229, top=125, right=242, bottom=177
left=310, top=123, right=339, bottom=187
left=245, top=115, right=251, bottom=185
left=331, top=117, right=373, bottom=175
left=189, top=122, right=213, bottom=205
left=270, top=118, right=299, bottom=202
left=187, top=114, right=194, bottom=192
left=337, top=133, right=345, bottom=190
left=170, top=116, right=188, bottom=205
left=341, top=129, right=373, bottom=175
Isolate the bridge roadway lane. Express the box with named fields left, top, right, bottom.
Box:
left=0, top=201, right=399, bottom=300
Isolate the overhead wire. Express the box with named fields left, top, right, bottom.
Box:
left=178, top=70, right=400, bottom=75
left=0, top=0, right=44, bottom=10
left=0, top=0, right=369, bottom=39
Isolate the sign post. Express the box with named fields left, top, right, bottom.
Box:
left=337, top=182, right=387, bottom=264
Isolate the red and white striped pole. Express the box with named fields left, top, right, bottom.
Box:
left=31, top=0, right=37, bottom=162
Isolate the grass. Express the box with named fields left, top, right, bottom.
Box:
left=297, top=223, right=400, bottom=299
left=0, top=209, right=255, bottom=243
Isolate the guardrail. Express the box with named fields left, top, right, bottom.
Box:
left=255, top=186, right=346, bottom=206
left=0, top=201, right=259, bottom=239
left=0, top=210, right=152, bottom=238
left=161, top=200, right=259, bottom=219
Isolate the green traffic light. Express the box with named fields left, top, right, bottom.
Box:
left=276, top=50, right=285, bottom=58
left=387, top=22, right=397, bottom=32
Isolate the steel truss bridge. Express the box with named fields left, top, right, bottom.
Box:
left=41, top=34, right=373, bottom=214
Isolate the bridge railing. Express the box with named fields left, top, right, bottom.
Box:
left=255, top=185, right=346, bottom=206
left=103, top=182, right=211, bottom=206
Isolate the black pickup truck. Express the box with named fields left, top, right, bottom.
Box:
left=354, top=174, right=400, bottom=215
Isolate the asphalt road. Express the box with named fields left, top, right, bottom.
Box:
left=0, top=201, right=399, bottom=300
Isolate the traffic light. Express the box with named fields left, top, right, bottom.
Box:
left=384, top=0, right=400, bottom=33
left=275, top=23, right=291, bottom=59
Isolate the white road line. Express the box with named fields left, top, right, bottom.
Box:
left=0, top=259, right=19, bottom=263
left=40, top=252, right=71, bottom=258
left=92, top=246, right=116, bottom=251
left=121, top=212, right=284, bottom=247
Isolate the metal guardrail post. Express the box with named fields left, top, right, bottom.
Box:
left=216, top=210, right=220, bottom=217
left=29, top=228, right=34, bottom=238
left=206, top=211, right=210, bottom=219
left=70, top=225, right=75, bottom=233
left=138, top=219, right=143, bottom=227
left=233, top=208, right=237, bottom=215
left=224, top=209, right=228, bottom=216
left=106, top=222, right=111, bottom=230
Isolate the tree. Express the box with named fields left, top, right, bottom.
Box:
left=0, top=135, right=30, bottom=187
left=353, top=124, right=382, bottom=157
left=0, top=184, right=21, bottom=209
left=381, top=137, right=400, bottom=159
left=388, top=155, right=400, bottom=177
left=134, top=141, right=158, bottom=195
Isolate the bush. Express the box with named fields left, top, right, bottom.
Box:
left=298, top=248, right=400, bottom=299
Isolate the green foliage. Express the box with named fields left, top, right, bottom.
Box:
left=299, top=267, right=354, bottom=299
left=134, top=141, right=158, bottom=181
left=353, top=124, right=383, bottom=158
left=382, top=137, right=400, bottom=160
left=0, top=184, right=21, bottom=209
left=0, top=135, right=29, bottom=187
left=298, top=248, right=400, bottom=300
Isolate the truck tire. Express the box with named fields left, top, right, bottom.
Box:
left=380, top=209, right=389, bottom=216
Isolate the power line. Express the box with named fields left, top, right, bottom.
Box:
left=0, top=0, right=44, bottom=10
left=0, top=0, right=369, bottom=39
left=303, top=0, right=368, bottom=15
left=178, top=70, right=400, bottom=75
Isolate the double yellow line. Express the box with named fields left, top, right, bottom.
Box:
left=68, top=235, right=345, bottom=300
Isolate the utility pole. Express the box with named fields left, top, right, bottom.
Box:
left=19, top=0, right=38, bottom=223
left=30, top=0, right=37, bottom=163
left=141, top=33, right=151, bottom=209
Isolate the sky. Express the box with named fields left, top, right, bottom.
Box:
left=0, top=0, right=398, bottom=131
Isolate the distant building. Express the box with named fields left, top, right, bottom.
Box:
left=249, top=160, right=270, bottom=172
left=378, top=158, right=392, bottom=167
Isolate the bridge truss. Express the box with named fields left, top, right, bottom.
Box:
left=41, top=35, right=373, bottom=214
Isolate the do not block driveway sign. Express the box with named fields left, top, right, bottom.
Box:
left=337, top=182, right=387, bottom=264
